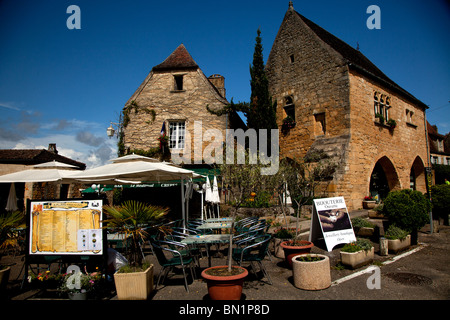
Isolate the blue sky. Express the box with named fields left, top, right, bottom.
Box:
left=0, top=0, right=449, bottom=169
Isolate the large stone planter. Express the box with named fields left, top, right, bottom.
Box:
left=354, top=227, right=375, bottom=237
left=292, top=254, right=331, bottom=290
left=362, top=200, right=376, bottom=209
left=113, top=265, right=154, bottom=300
left=201, top=266, right=248, bottom=300
left=340, top=247, right=374, bottom=269
left=388, top=235, right=411, bottom=253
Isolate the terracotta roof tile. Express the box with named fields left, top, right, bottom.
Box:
left=152, top=44, right=198, bottom=71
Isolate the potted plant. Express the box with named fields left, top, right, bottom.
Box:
left=362, top=196, right=376, bottom=209
left=351, top=217, right=376, bottom=237
left=292, top=254, right=331, bottom=290
left=59, top=266, right=103, bottom=300
left=272, top=227, right=295, bottom=259
left=340, top=238, right=374, bottom=269
left=103, top=200, right=168, bottom=300
left=384, top=225, right=411, bottom=253
left=281, top=116, right=296, bottom=133
left=383, top=189, right=430, bottom=245
left=387, top=119, right=397, bottom=130
left=202, top=151, right=277, bottom=300
left=0, top=210, right=24, bottom=295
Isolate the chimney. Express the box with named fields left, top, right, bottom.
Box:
left=208, top=74, right=226, bottom=98
left=48, top=143, right=58, bottom=154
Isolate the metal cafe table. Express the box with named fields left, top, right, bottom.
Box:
left=181, top=234, right=230, bottom=267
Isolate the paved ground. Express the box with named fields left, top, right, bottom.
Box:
left=2, top=210, right=449, bottom=310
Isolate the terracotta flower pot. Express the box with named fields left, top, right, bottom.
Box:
left=201, top=266, right=248, bottom=300
left=280, top=240, right=314, bottom=268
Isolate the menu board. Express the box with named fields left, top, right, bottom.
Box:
left=28, top=199, right=103, bottom=255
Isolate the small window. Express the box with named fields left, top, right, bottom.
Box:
left=314, top=113, right=326, bottom=136
left=283, top=96, right=295, bottom=119
left=169, top=121, right=185, bottom=149
left=174, top=75, right=184, bottom=91
left=289, top=54, right=295, bottom=63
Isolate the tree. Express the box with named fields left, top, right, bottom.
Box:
left=207, top=29, right=277, bottom=142
left=248, top=28, right=277, bottom=134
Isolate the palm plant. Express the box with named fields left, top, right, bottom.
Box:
left=103, top=200, right=168, bottom=269
left=0, top=210, right=24, bottom=251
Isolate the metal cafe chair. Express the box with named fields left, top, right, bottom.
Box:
left=232, top=234, right=273, bottom=285
left=149, top=239, right=196, bottom=292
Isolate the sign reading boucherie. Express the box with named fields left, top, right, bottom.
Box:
left=28, top=199, right=103, bottom=255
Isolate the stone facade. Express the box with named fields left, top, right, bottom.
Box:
left=122, top=44, right=244, bottom=164
left=266, top=4, right=429, bottom=210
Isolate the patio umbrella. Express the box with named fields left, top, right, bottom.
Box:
left=211, top=176, right=220, bottom=218
left=67, top=154, right=202, bottom=227
left=5, top=183, right=18, bottom=212
left=0, top=160, right=80, bottom=183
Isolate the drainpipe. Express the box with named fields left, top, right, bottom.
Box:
left=424, top=111, right=433, bottom=234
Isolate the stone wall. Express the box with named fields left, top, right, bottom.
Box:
left=344, top=70, right=428, bottom=209
left=265, top=7, right=351, bottom=163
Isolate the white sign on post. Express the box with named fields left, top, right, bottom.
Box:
left=309, top=197, right=356, bottom=252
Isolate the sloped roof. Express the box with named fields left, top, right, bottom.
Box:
left=152, top=44, right=199, bottom=71
left=0, top=149, right=86, bottom=170
left=293, top=10, right=428, bottom=110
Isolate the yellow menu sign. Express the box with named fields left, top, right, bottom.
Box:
left=29, top=200, right=102, bottom=255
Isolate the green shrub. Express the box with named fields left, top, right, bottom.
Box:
left=341, top=238, right=373, bottom=252
left=383, top=189, right=430, bottom=233
left=430, top=184, right=450, bottom=224
left=351, top=217, right=375, bottom=228
left=273, top=228, right=294, bottom=239
left=384, top=225, right=409, bottom=240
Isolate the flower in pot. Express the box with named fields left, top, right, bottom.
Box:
left=340, top=238, right=374, bottom=269
left=0, top=210, right=24, bottom=294
left=384, top=225, right=411, bottom=253
left=362, top=196, right=376, bottom=209
left=292, top=254, right=331, bottom=290
left=59, top=266, right=103, bottom=300
left=103, top=200, right=168, bottom=300
left=280, top=239, right=314, bottom=269
left=351, top=217, right=376, bottom=237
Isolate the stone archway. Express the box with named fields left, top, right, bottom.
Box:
left=410, top=156, right=426, bottom=192
left=369, top=156, right=400, bottom=201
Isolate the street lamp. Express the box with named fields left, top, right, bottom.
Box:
left=107, top=122, right=121, bottom=138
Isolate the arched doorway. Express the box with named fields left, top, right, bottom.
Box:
left=410, top=156, right=426, bottom=192
left=369, top=156, right=400, bottom=201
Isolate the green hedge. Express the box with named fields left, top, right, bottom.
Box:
left=383, top=189, right=430, bottom=233
left=431, top=184, right=450, bottom=224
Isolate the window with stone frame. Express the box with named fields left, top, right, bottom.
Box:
left=374, top=91, right=391, bottom=123
left=173, top=75, right=184, bottom=91
left=283, top=96, right=295, bottom=120
left=169, top=121, right=185, bottom=149
left=314, top=112, right=326, bottom=136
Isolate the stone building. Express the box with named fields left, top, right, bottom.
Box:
left=121, top=44, right=245, bottom=165
left=0, top=144, right=86, bottom=212
left=266, top=3, right=429, bottom=210
left=428, top=122, right=450, bottom=166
